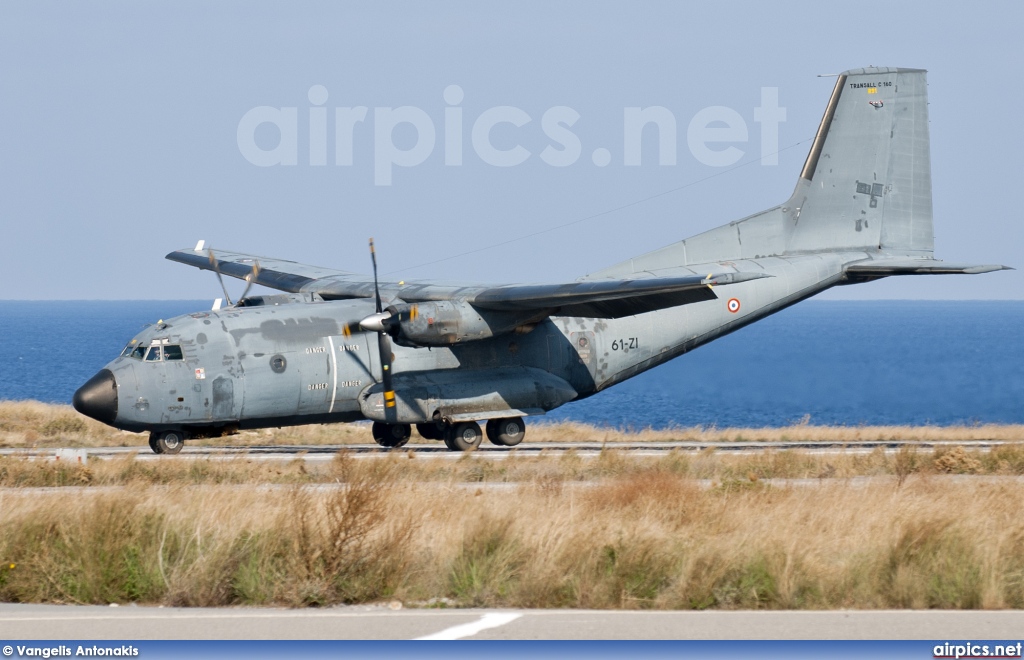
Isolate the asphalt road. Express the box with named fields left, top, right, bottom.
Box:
left=1, top=604, right=1023, bottom=640
left=0, top=439, right=1011, bottom=462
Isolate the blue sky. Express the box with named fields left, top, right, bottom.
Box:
left=1, top=1, right=1020, bottom=300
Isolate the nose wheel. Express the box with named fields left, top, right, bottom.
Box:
left=149, top=430, right=185, bottom=455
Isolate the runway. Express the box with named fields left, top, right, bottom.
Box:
left=1, top=603, right=1023, bottom=639
left=0, top=439, right=1011, bottom=462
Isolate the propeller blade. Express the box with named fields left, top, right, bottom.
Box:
left=366, top=238, right=396, bottom=419
left=369, top=237, right=382, bottom=314
left=236, top=260, right=261, bottom=303
left=207, top=249, right=233, bottom=307
left=378, top=331, right=396, bottom=417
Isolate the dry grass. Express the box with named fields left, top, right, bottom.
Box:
left=5, top=403, right=1024, bottom=609
left=0, top=401, right=125, bottom=448
left=2, top=459, right=1024, bottom=609
left=0, top=453, right=416, bottom=607
left=3, top=401, right=1024, bottom=450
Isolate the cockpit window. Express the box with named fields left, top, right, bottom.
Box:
left=125, top=339, right=182, bottom=361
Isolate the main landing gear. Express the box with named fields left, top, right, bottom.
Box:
left=444, top=421, right=483, bottom=451
left=371, top=417, right=526, bottom=451
left=485, top=417, right=525, bottom=447
left=149, top=430, right=185, bottom=455
left=371, top=422, right=412, bottom=448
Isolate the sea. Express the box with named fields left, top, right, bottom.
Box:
left=1, top=300, right=1021, bottom=429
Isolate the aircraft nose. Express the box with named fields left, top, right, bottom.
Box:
left=72, top=369, right=118, bottom=425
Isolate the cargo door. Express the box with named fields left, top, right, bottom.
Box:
left=240, top=350, right=300, bottom=419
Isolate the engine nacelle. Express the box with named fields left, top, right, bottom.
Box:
left=387, top=301, right=541, bottom=347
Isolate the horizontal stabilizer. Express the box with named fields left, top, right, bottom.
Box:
left=846, top=259, right=1013, bottom=277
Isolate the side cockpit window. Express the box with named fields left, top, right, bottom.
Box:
left=121, top=343, right=135, bottom=358
left=163, top=345, right=184, bottom=361
left=130, top=344, right=147, bottom=360
left=145, top=346, right=162, bottom=361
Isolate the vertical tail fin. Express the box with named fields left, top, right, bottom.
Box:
left=592, top=67, right=941, bottom=277
left=785, top=67, right=933, bottom=256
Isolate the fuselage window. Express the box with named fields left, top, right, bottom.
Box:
left=130, top=344, right=147, bottom=360
left=145, top=346, right=162, bottom=361
left=164, top=345, right=184, bottom=361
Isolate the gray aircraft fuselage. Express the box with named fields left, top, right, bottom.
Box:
left=78, top=252, right=843, bottom=436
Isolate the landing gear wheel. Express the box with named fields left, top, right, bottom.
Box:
left=150, top=430, right=184, bottom=455
left=416, top=422, right=445, bottom=441
left=486, top=417, right=526, bottom=447
left=372, top=422, right=411, bottom=448
left=444, top=421, right=483, bottom=452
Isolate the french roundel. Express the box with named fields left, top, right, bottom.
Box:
left=727, top=298, right=741, bottom=313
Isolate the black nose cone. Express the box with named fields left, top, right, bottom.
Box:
left=73, top=369, right=118, bottom=425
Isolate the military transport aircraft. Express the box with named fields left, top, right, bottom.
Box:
left=74, top=67, right=1009, bottom=454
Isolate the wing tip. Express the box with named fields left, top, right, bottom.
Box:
left=961, top=264, right=1013, bottom=274
left=846, top=260, right=1014, bottom=276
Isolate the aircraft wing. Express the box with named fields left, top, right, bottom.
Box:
left=463, top=272, right=767, bottom=317
left=167, top=247, right=770, bottom=319
left=166, top=247, right=358, bottom=291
